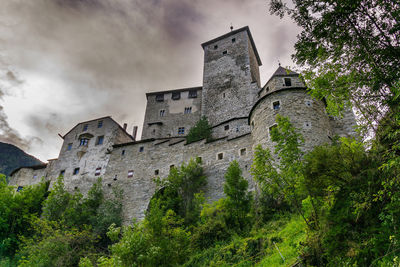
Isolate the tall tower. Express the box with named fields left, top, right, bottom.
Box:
left=201, top=26, right=262, bottom=126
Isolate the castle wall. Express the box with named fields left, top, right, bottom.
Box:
left=211, top=117, right=251, bottom=139
left=141, top=88, right=202, bottom=139
left=8, top=167, right=47, bottom=187
left=101, top=134, right=254, bottom=224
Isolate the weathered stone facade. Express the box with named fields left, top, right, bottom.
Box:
left=9, top=26, right=357, bottom=224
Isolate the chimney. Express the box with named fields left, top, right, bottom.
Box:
left=132, top=126, right=138, bottom=141
left=123, top=123, right=127, bottom=131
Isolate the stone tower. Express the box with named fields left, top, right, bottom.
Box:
left=201, top=26, right=262, bottom=127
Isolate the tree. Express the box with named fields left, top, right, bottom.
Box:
left=186, top=116, right=212, bottom=144
left=270, top=0, right=400, bottom=132
left=223, top=161, right=252, bottom=231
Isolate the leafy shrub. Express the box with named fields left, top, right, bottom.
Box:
left=186, top=116, right=212, bottom=144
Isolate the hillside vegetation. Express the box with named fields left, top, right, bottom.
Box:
left=0, top=142, right=42, bottom=176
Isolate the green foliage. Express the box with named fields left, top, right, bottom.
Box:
left=0, top=175, right=49, bottom=258
left=186, top=116, right=212, bottom=144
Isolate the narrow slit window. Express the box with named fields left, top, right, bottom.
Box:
left=121, top=150, right=125, bottom=156
left=160, top=109, right=165, bottom=117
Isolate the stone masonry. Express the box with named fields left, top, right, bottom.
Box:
left=9, top=26, right=357, bottom=224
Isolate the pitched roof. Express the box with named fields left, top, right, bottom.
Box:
left=272, top=66, right=298, bottom=77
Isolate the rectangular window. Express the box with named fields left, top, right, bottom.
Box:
left=172, top=92, right=181, bottom=100
left=79, top=138, right=89, bottom=146
left=128, top=170, right=134, bottom=178
left=121, top=150, right=125, bottom=155
left=60, top=170, right=65, bottom=176
left=160, top=109, right=165, bottom=117
left=240, top=148, right=247, bottom=156
left=188, top=90, right=197, bottom=98
left=222, top=50, right=227, bottom=55
left=284, top=78, right=292, bottom=86
left=154, top=169, right=159, bottom=175
left=273, top=101, right=280, bottom=110
left=232, top=38, right=236, bottom=43
left=96, top=136, right=104, bottom=145
left=73, top=168, right=80, bottom=175
left=217, top=152, right=224, bottom=160
left=214, top=45, right=218, bottom=49
left=33, top=175, right=37, bottom=179
left=95, top=167, right=101, bottom=176
left=178, top=127, right=185, bottom=135
left=184, top=107, right=192, bottom=114
left=83, top=124, right=88, bottom=131
left=67, top=143, right=72, bottom=150
left=139, top=146, right=144, bottom=152
left=97, top=120, right=103, bottom=128
left=170, top=165, right=175, bottom=170
left=224, top=125, right=229, bottom=131
left=155, top=94, right=164, bottom=102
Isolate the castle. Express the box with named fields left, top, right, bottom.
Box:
left=9, top=26, right=356, bottom=223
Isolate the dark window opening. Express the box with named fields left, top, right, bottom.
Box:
left=60, top=170, right=65, bottom=176
left=155, top=94, right=164, bottom=102
left=139, top=146, right=144, bottom=152
left=217, top=153, right=224, bottom=160
left=155, top=169, right=159, bottom=175
left=17, top=186, right=23, bottom=192
left=128, top=170, right=134, bottom=178
left=97, top=120, right=103, bottom=128
left=273, top=101, right=280, bottom=110
left=74, top=186, right=78, bottom=190
left=107, top=183, right=112, bottom=187
left=188, top=90, right=197, bottom=98
left=178, top=127, right=185, bottom=135
left=170, top=165, right=175, bottom=170
left=184, top=107, right=192, bottom=114
left=214, top=45, right=218, bottom=49
left=160, top=109, right=165, bottom=117
left=232, top=38, right=236, bottom=43
left=83, top=124, right=88, bottom=131
left=240, top=148, right=246, bottom=156
left=222, top=50, right=227, bottom=55
left=67, top=143, right=72, bottom=151
left=121, top=150, right=125, bottom=155
left=224, top=125, right=229, bottom=131
left=79, top=138, right=89, bottom=147
left=266, top=86, right=270, bottom=92
left=96, top=136, right=104, bottom=145
left=73, top=168, right=80, bottom=175
left=95, top=167, right=101, bottom=176
left=172, top=92, right=181, bottom=100
left=236, top=126, right=240, bottom=132
left=223, top=93, right=226, bottom=98
left=284, top=78, right=292, bottom=86
left=114, top=175, right=118, bottom=181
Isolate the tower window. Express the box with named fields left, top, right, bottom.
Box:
left=156, top=94, right=164, bottom=102
left=184, top=107, right=192, bottom=114
left=266, top=86, right=270, bottom=92
left=273, top=101, right=280, bottom=110
left=217, top=152, right=224, bottom=160
left=284, top=78, right=292, bottom=86
left=121, top=150, right=125, bottom=156
left=214, top=45, right=218, bottom=49
left=73, top=168, right=80, bottom=175
left=95, top=167, right=101, bottom=176
left=79, top=138, right=89, bottom=147
left=224, top=125, right=229, bottom=131
left=222, top=50, right=227, bottom=55
left=154, top=169, right=159, bottom=175
left=82, top=124, right=88, bottom=131
left=160, top=109, right=165, bottom=117
left=139, top=146, right=144, bottom=152
left=67, top=143, right=72, bottom=151
left=188, top=90, right=197, bottom=98
left=178, top=127, right=185, bottom=135
left=222, top=93, right=226, bottom=98
left=97, top=120, right=103, bottom=128
left=96, top=136, right=104, bottom=145
left=172, top=92, right=181, bottom=100
left=240, top=148, right=247, bottom=156
left=60, top=170, right=65, bottom=176
left=128, top=170, right=134, bottom=178
left=232, top=38, right=236, bottom=43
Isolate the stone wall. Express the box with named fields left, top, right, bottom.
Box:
left=8, top=166, right=47, bottom=187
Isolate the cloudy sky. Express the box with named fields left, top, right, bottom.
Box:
left=0, top=0, right=299, bottom=162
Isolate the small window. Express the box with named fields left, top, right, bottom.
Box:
left=184, top=107, right=192, bottom=114
left=214, top=45, right=218, bottom=49
left=305, top=100, right=312, bottom=107
left=251, top=121, right=255, bottom=129
left=17, top=186, right=23, bottom=192
left=128, top=170, right=134, bottom=178
left=79, top=138, right=89, bottom=147
left=196, top=157, right=202, bottom=163
left=139, top=146, right=144, bottom=152
left=97, top=120, right=103, bottom=128
left=121, top=150, right=125, bottom=156
left=67, top=143, right=72, bottom=151
left=222, top=50, right=227, bottom=55
left=73, top=168, right=80, bottom=175
left=217, top=152, right=224, bottom=160
left=154, top=169, right=159, bottom=175
left=33, top=175, right=37, bottom=179
left=240, top=148, right=247, bottom=156
left=170, top=165, right=175, bottom=170
left=273, top=101, right=280, bottom=110
left=95, top=167, right=101, bottom=176
left=269, top=125, right=277, bottom=138
left=83, top=124, right=88, bottom=131
left=236, top=126, right=240, bottom=132
left=155, top=94, right=164, bottom=102
left=160, top=109, right=165, bottom=117
left=232, top=38, right=236, bottom=43
left=60, top=170, right=65, bottom=176
left=172, top=92, right=181, bottom=100
left=96, top=136, right=104, bottom=145
left=284, top=78, right=292, bottom=86
left=266, top=86, right=270, bottom=92
left=178, top=127, right=185, bottom=135
left=222, top=93, right=226, bottom=98
left=224, top=125, right=229, bottom=131
left=188, top=90, right=197, bottom=98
